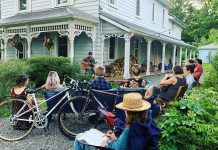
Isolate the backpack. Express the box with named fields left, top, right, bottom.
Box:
left=127, top=110, right=161, bottom=150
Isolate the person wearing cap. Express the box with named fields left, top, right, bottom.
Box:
left=73, top=93, right=160, bottom=150
left=91, top=66, right=112, bottom=90
left=82, top=52, right=96, bottom=76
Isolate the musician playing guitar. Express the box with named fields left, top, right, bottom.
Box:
left=81, top=52, right=96, bottom=76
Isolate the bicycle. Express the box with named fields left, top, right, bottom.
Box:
left=57, top=79, right=146, bottom=140
left=0, top=78, right=81, bottom=141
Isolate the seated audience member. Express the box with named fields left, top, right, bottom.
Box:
left=11, top=74, right=30, bottom=101
left=188, top=59, right=196, bottom=73
left=91, top=66, right=112, bottom=90
left=124, top=66, right=150, bottom=89
left=41, top=71, right=63, bottom=93
left=41, top=71, right=65, bottom=123
left=11, top=75, right=33, bottom=129
left=183, top=65, right=195, bottom=90
left=145, top=65, right=186, bottom=102
left=193, top=59, right=203, bottom=81
left=73, top=93, right=160, bottom=150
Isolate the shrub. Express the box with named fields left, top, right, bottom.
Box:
left=203, top=52, right=218, bottom=91
left=157, top=87, right=218, bottom=150
left=0, top=60, right=29, bottom=101
left=27, top=56, right=81, bottom=86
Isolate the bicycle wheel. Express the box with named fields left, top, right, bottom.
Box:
left=0, top=99, right=35, bottom=141
left=58, top=96, right=111, bottom=140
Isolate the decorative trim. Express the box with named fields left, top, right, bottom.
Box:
left=31, top=24, right=69, bottom=33
left=104, top=33, right=125, bottom=39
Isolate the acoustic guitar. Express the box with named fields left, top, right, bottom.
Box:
left=81, top=61, right=97, bottom=70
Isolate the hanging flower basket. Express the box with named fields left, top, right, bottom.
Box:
left=44, top=35, right=54, bottom=51
left=9, top=34, right=23, bottom=50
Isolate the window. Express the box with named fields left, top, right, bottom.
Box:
left=162, top=9, right=165, bottom=27
left=134, top=39, right=139, bottom=58
left=58, top=0, right=68, bottom=4
left=109, top=0, right=117, bottom=7
left=136, top=0, right=140, bottom=16
left=109, top=37, right=116, bottom=59
left=152, top=2, right=155, bottom=22
left=19, top=0, right=27, bottom=11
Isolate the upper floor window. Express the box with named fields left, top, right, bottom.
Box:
left=109, top=0, right=117, bottom=8
left=136, top=0, right=140, bottom=16
left=19, top=0, right=27, bottom=11
left=152, top=3, right=155, bottom=22
left=58, top=0, right=68, bottom=4
left=162, top=9, right=165, bottom=27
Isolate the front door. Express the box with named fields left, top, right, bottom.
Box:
left=58, top=36, right=68, bottom=57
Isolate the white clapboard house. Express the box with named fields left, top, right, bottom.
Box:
left=0, top=0, right=196, bottom=78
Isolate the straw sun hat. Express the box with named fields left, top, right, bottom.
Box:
left=116, top=93, right=151, bottom=111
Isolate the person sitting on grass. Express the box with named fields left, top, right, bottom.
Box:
left=73, top=93, right=160, bottom=150
left=123, top=65, right=150, bottom=89
left=183, top=65, right=195, bottom=90
left=11, top=74, right=33, bottom=105
left=91, top=66, right=112, bottom=90
left=11, top=74, right=33, bottom=130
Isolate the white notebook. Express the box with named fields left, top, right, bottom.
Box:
left=78, top=129, right=108, bottom=147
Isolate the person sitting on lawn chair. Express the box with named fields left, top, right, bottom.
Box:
left=41, top=71, right=65, bottom=124
left=144, top=65, right=186, bottom=102
left=73, top=93, right=160, bottom=150
left=41, top=71, right=64, bottom=98
left=82, top=52, right=96, bottom=77
left=91, top=66, right=112, bottom=90
left=193, top=58, right=203, bottom=86
left=183, top=65, right=195, bottom=90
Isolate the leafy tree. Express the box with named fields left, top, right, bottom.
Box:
left=169, top=0, right=218, bottom=46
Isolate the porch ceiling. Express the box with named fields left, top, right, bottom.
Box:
left=0, top=6, right=98, bottom=26
left=100, top=11, right=196, bottom=49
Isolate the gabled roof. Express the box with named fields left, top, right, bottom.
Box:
left=100, top=11, right=195, bottom=48
left=156, top=0, right=175, bottom=9
left=198, top=43, right=218, bottom=50
left=168, top=15, right=186, bottom=28
left=0, top=6, right=98, bottom=26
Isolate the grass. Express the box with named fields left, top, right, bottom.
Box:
left=0, top=107, right=11, bottom=117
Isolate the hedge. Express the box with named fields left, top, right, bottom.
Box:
left=0, top=56, right=91, bottom=101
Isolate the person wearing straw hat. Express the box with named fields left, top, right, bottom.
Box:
left=73, top=93, right=160, bottom=150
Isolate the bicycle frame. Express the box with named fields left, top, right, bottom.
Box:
left=15, top=88, right=71, bottom=123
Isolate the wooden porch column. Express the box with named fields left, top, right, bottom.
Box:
left=190, top=50, right=192, bottom=59
left=101, top=35, right=105, bottom=66
left=123, top=34, right=131, bottom=79
left=172, top=44, right=177, bottom=68
left=26, top=37, right=32, bottom=58
left=68, top=22, right=75, bottom=60
left=185, top=48, right=188, bottom=64
left=145, top=38, right=152, bottom=75
left=161, top=41, right=166, bottom=73
left=179, top=46, right=182, bottom=66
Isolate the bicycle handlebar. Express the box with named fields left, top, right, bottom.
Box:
left=26, top=87, right=42, bottom=94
